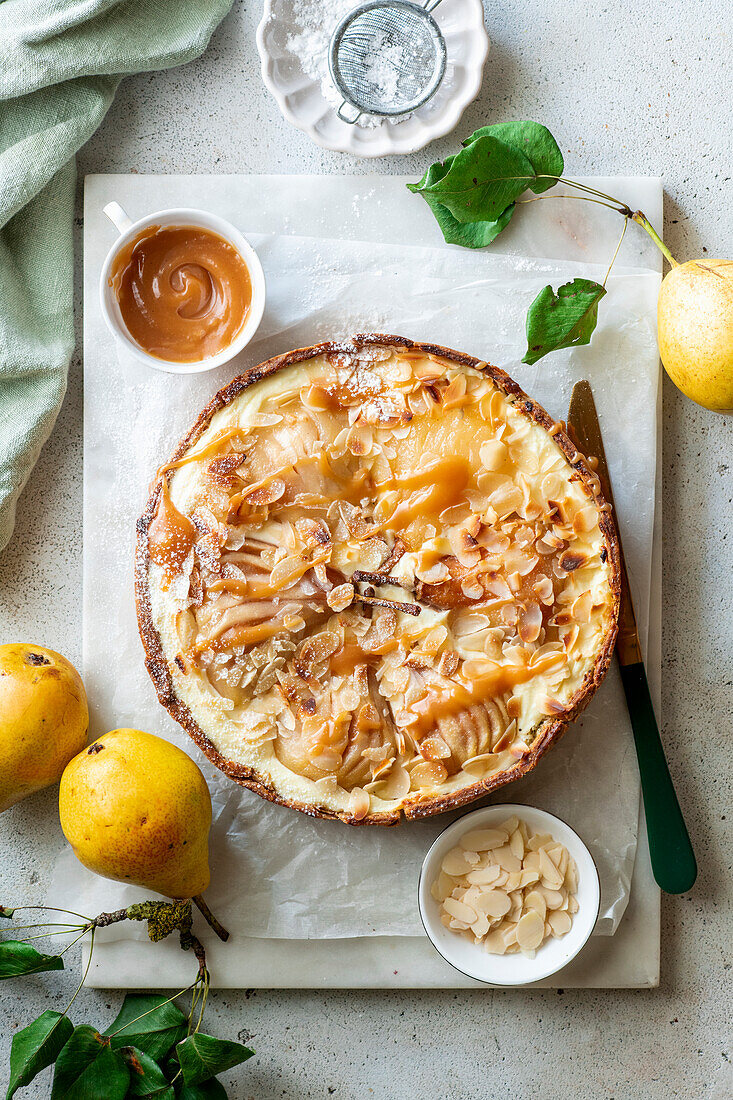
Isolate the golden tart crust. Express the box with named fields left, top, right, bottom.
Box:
left=136, top=335, right=620, bottom=825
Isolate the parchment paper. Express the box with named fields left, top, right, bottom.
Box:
left=54, top=227, right=659, bottom=944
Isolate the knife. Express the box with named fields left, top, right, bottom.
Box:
left=567, top=380, right=697, bottom=894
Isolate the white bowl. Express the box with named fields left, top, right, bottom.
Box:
left=99, top=204, right=266, bottom=375
left=418, top=804, right=600, bottom=986
left=256, top=0, right=490, bottom=157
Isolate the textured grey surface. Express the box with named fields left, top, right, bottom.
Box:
left=0, top=1, right=731, bottom=1097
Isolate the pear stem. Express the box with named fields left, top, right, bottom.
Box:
left=192, top=895, right=230, bottom=942
left=631, top=210, right=678, bottom=267
left=93, top=908, right=129, bottom=929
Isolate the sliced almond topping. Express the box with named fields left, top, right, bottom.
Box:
left=443, top=897, right=477, bottom=924
left=432, top=816, right=578, bottom=955
left=466, top=864, right=502, bottom=886
left=504, top=870, right=523, bottom=893
left=475, top=890, right=511, bottom=919
left=410, top=760, right=448, bottom=789
left=516, top=910, right=544, bottom=951
left=548, top=910, right=572, bottom=937
left=484, top=930, right=508, bottom=955
left=471, top=912, right=490, bottom=938
left=479, top=439, right=507, bottom=471
left=459, top=828, right=508, bottom=852
left=537, top=886, right=564, bottom=910
left=564, top=861, right=579, bottom=893
left=539, top=849, right=564, bottom=890
left=494, top=845, right=522, bottom=873
left=326, top=582, right=355, bottom=612
left=509, top=828, right=525, bottom=861
left=528, top=833, right=554, bottom=852
left=350, top=787, right=371, bottom=821
left=431, top=871, right=455, bottom=902
left=442, top=848, right=474, bottom=877
left=462, top=753, right=501, bottom=777
left=523, top=890, right=547, bottom=920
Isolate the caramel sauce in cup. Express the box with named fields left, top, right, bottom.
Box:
left=109, top=224, right=253, bottom=363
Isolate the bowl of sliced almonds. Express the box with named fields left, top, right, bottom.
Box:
left=418, top=804, right=600, bottom=985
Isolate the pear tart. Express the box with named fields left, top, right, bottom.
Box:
left=136, top=336, right=620, bottom=824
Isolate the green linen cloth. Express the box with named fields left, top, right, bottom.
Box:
left=0, top=0, right=234, bottom=552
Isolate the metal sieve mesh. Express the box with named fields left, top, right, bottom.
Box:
left=329, top=0, right=446, bottom=122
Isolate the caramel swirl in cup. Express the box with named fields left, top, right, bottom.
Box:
left=110, top=224, right=252, bottom=363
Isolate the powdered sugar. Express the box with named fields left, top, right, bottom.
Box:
left=285, top=0, right=430, bottom=128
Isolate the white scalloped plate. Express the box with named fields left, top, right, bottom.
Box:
left=256, top=0, right=490, bottom=157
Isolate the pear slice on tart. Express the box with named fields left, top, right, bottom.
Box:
left=136, top=336, right=620, bottom=824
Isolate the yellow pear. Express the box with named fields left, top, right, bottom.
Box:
left=59, top=728, right=212, bottom=899
left=0, top=644, right=88, bottom=812
left=657, top=258, right=733, bottom=413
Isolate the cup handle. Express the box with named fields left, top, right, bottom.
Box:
left=103, top=201, right=133, bottom=235
left=337, top=101, right=362, bottom=124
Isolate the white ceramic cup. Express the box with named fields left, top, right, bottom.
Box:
left=99, top=202, right=266, bottom=375
left=418, top=803, right=601, bottom=986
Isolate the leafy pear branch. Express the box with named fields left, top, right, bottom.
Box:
left=1, top=901, right=249, bottom=1098
left=407, top=121, right=677, bottom=362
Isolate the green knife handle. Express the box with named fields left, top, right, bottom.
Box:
left=619, top=661, right=697, bottom=894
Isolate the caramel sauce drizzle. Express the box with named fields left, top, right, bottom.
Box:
left=207, top=549, right=331, bottom=603
left=375, top=456, right=471, bottom=533
left=147, top=481, right=196, bottom=581
left=329, top=638, right=399, bottom=678
left=409, top=651, right=566, bottom=739
left=192, top=616, right=290, bottom=656
left=158, top=427, right=245, bottom=476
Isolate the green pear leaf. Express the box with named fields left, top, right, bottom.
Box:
left=7, top=1010, right=74, bottom=1098
left=0, top=906, right=15, bottom=919
left=175, top=1034, right=253, bottom=1086
left=408, top=155, right=515, bottom=247
left=463, top=121, right=564, bottom=193
left=120, top=1045, right=175, bottom=1097
left=105, top=995, right=188, bottom=1063
left=428, top=201, right=515, bottom=248
left=523, top=278, right=607, bottom=365
left=408, top=135, right=535, bottom=224
left=51, top=1026, right=129, bottom=1099
left=0, top=941, right=64, bottom=979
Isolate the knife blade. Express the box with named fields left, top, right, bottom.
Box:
left=567, top=380, right=696, bottom=895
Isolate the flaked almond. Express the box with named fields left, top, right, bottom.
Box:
left=327, top=582, right=354, bottom=612
left=443, top=896, right=477, bottom=923
left=474, top=890, right=511, bottom=919
left=466, top=864, right=502, bottom=886
left=539, top=848, right=564, bottom=889
left=410, top=760, right=448, bottom=789
left=516, top=909, right=544, bottom=951
left=442, top=848, right=474, bottom=877
left=493, top=845, right=522, bottom=873
left=432, top=816, right=578, bottom=956
left=462, top=752, right=501, bottom=776
left=536, top=886, right=565, bottom=910
left=459, top=828, right=508, bottom=852
left=479, top=439, right=507, bottom=471
left=350, top=787, right=371, bottom=821
left=548, top=910, right=572, bottom=937
left=523, top=889, right=547, bottom=920
left=509, top=828, right=525, bottom=861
